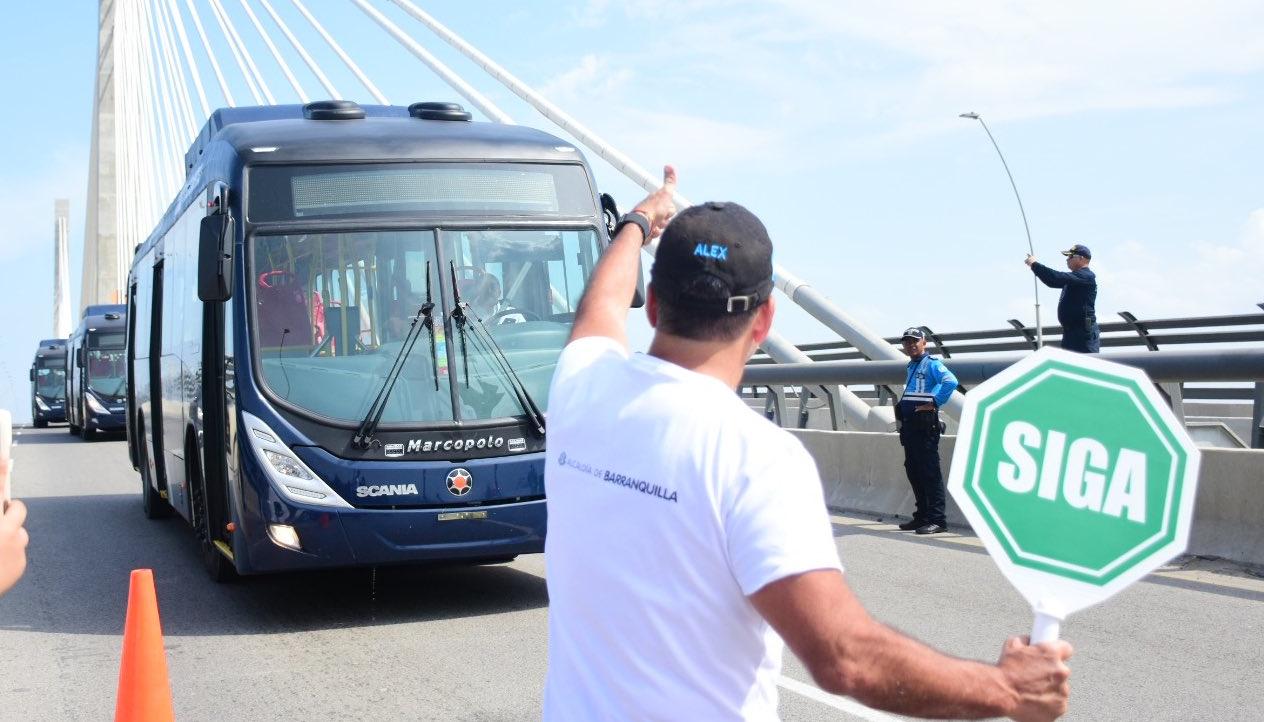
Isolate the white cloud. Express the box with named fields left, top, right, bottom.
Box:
left=537, top=53, right=786, bottom=174
left=539, top=54, right=633, bottom=100
left=572, top=0, right=1264, bottom=152
left=1100, top=209, right=1264, bottom=318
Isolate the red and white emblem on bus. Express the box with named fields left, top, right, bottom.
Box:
left=446, top=468, right=473, bottom=496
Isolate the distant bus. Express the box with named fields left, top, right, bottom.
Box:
left=66, top=305, right=128, bottom=439
left=29, top=338, right=67, bottom=427
left=126, top=100, right=629, bottom=580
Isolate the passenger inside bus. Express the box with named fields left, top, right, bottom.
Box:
left=256, top=270, right=313, bottom=348
left=455, top=266, right=530, bottom=324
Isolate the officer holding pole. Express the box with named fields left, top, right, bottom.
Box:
left=1025, top=245, right=1099, bottom=353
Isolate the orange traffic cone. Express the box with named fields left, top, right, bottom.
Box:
left=115, top=569, right=175, bottom=722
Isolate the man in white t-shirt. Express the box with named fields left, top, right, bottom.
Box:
left=542, top=166, right=1072, bottom=721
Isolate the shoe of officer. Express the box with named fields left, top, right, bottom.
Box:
left=915, top=523, right=948, bottom=535
left=897, top=518, right=924, bottom=531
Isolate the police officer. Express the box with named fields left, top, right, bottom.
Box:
left=1026, top=244, right=1099, bottom=353
left=896, top=327, right=958, bottom=535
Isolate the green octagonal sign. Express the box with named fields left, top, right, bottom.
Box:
left=948, top=348, right=1200, bottom=637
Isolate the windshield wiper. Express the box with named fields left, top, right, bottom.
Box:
left=352, top=262, right=438, bottom=450
left=449, top=262, right=546, bottom=437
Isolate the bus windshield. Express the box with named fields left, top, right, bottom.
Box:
left=87, top=334, right=126, bottom=399
left=251, top=227, right=600, bottom=426
left=34, top=364, right=66, bottom=400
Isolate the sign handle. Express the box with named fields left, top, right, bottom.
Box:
left=1030, top=611, right=1061, bottom=643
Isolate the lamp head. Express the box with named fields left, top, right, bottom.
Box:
left=959, top=112, right=980, bottom=120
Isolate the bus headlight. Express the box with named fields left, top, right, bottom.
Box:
left=86, top=393, right=109, bottom=415
left=241, top=411, right=351, bottom=509
left=35, top=397, right=50, bottom=411
left=263, top=450, right=314, bottom=480
left=267, top=524, right=303, bottom=551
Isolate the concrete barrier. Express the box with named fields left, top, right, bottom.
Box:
left=790, top=429, right=1264, bottom=569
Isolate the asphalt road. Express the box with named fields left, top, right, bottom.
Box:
left=1, top=425, right=1261, bottom=720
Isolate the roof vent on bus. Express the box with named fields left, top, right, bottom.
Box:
left=408, top=102, right=472, bottom=121
left=104, top=313, right=121, bottom=321
left=303, top=100, right=366, bottom=121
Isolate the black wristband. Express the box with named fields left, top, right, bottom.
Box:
left=614, top=211, right=651, bottom=243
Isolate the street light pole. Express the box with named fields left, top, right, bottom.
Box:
left=960, top=112, right=1043, bottom=349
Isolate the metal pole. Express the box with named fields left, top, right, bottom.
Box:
left=960, top=112, right=1043, bottom=349
left=1252, top=381, right=1263, bottom=449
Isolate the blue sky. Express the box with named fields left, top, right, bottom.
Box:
left=1, top=0, right=1262, bottom=420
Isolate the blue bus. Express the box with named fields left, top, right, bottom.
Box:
left=126, top=100, right=632, bottom=580
left=30, top=338, right=68, bottom=427
left=67, top=305, right=128, bottom=439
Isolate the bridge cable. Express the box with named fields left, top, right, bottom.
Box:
left=163, top=0, right=212, bottom=118
left=349, top=0, right=512, bottom=123
left=257, top=0, right=340, bottom=100
left=123, top=0, right=165, bottom=249
left=114, top=0, right=136, bottom=257
left=289, top=0, right=387, bottom=104
left=390, top=0, right=920, bottom=409
left=237, top=0, right=309, bottom=103
left=207, top=0, right=269, bottom=104
left=150, top=0, right=200, bottom=142
left=388, top=0, right=894, bottom=427
left=138, top=0, right=183, bottom=204
left=183, top=0, right=237, bottom=107
left=144, top=0, right=192, bottom=191
left=388, top=0, right=665, bottom=201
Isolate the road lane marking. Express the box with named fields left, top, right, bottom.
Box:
left=777, top=675, right=903, bottom=720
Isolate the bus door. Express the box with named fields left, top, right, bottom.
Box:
left=199, top=184, right=233, bottom=554
left=126, top=281, right=139, bottom=468
left=149, top=259, right=169, bottom=497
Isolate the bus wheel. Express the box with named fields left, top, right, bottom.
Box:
left=189, top=440, right=236, bottom=583
left=80, top=423, right=94, bottom=441
left=68, top=422, right=79, bottom=436
left=33, top=419, right=47, bottom=429
left=139, top=420, right=171, bottom=519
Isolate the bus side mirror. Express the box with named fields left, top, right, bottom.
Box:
left=198, top=214, right=234, bottom=302
left=28, top=368, right=34, bottom=382
left=600, top=192, right=646, bottom=308
left=77, top=348, right=85, bottom=366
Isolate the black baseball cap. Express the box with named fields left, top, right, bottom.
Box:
left=1061, top=244, right=1092, bottom=259
left=650, top=202, right=774, bottom=314
left=901, top=327, right=926, bottom=340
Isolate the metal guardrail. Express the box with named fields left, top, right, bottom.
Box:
left=750, top=308, right=1264, bottom=363
left=741, top=348, right=1264, bottom=449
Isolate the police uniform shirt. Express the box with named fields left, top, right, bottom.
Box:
left=543, top=336, right=843, bottom=721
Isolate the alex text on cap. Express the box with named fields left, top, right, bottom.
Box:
left=650, top=202, right=774, bottom=314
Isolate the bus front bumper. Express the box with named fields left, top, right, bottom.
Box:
left=86, top=411, right=127, bottom=432
left=34, top=405, right=66, bottom=423
left=234, top=496, right=547, bottom=574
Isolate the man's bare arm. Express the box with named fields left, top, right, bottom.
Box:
left=569, top=165, right=677, bottom=347
left=751, top=569, right=1072, bottom=721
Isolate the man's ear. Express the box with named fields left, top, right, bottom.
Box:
left=646, top=286, right=660, bottom=328
left=750, top=296, right=776, bottom=348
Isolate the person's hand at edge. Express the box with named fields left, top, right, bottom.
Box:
left=1025, top=255, right=1037, bottom=267
left=631, top=165, right=678, bottom=244
left=0, top=498, right=29, bottom=596
left=997, top=635, right=1073, bottom=722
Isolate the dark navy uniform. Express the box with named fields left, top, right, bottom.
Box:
left=1030, top=262, right=1099, bottom=353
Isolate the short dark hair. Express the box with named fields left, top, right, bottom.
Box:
left=654, top=275, right=762, bottom=341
